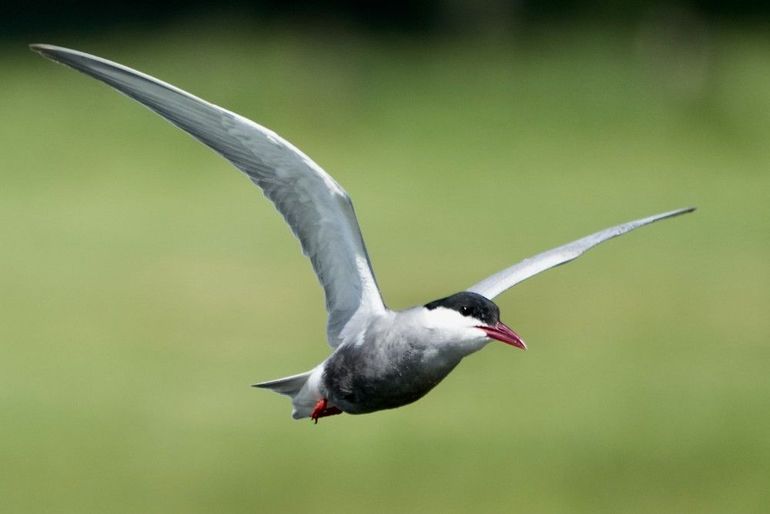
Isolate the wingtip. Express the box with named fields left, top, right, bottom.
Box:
left=29, top=44, right=85, bottom=62
left=663, top=206, right=696, bottom=219
left=676, top=206, right=697, bottom=217
left=29, top=43, right=65, bottom=61
left=29, top=43, right=53, bottom=53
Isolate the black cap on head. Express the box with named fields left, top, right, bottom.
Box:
left=424, top=291, right=500, bottom=326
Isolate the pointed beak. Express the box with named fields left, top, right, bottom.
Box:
left=478, top=322, right=527, bottom=350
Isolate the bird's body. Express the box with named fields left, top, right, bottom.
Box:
left=258, top=293, right=505, bottom=419
left=32, top=44, right=695, bottom=422
left=320, top=305, right=481, bottom=415
left=323, top=309, right=453, bottom=415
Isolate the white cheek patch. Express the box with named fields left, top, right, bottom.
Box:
left=417, top=307, right=490, bottom=357
left=423, top=307, right=476, bottom=329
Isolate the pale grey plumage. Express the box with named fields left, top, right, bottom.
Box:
left=466, top=207, right=696, bottom=300
left=32, top=44, right=695, bottom=421
left=30, top=44, right=384, bottom=348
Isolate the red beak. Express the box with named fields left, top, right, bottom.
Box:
left=478, top=322, right=527, bottom=350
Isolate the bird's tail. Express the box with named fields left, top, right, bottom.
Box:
left=252, top=369, right=320, bottom=419
left=253, top=371, right=312, bottom=397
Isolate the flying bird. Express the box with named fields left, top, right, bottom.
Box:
left=32, top=44, right=694, bottom=423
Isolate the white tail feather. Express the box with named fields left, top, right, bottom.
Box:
left=252, top=367, right=323, bottom=419
left=253, top=371, right=312, bottom=397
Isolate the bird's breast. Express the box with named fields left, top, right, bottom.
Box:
left=321, top=338, right=461, bottom=414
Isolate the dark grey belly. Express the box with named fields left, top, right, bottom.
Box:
left=322, top=346, right=461, bottom=414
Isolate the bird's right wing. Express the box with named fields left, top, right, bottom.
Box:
left=31, top=44, right=386, bottom=347
left=466, top=207, right=695, bottom=300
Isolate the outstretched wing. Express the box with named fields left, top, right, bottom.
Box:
left=466, top=207, right=695, bottom=300
left=32, top=44, right=385, bottom=347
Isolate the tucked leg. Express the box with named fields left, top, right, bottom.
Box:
left=310, top=398, right=343, bottom=424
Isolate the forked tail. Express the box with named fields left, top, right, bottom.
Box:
left=252, top=369, right=320, bottom=419
left=252, top=371, right=312, bottom=397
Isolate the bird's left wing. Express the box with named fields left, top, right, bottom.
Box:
left=31, top=44, right=386, bottom=347
left=466, top=207, right=695, bottom=300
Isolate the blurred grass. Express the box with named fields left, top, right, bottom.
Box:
left=1, top=20, right=769, bottom=513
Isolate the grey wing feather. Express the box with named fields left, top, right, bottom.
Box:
left=467, top=207, right=695, bottom=300
left=31, top=44, right=385, bottom=347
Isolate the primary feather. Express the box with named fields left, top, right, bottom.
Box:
left=466, top=207, right=695, bottom=300
left=30, top=44, right=385, bottom=347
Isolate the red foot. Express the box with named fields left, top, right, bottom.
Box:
left=310, top=398, right=342, bottom=424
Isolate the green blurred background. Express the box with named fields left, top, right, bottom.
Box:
left=1, top=3, right=769, bottom=513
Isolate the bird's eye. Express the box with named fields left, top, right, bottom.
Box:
left=461, top=306, right=470, bottom=315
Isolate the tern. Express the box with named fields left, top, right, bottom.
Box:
left=32, top=44, right=694, bottom=422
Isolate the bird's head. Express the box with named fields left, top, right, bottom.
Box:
left=421, top=291, right=526, bottom=354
